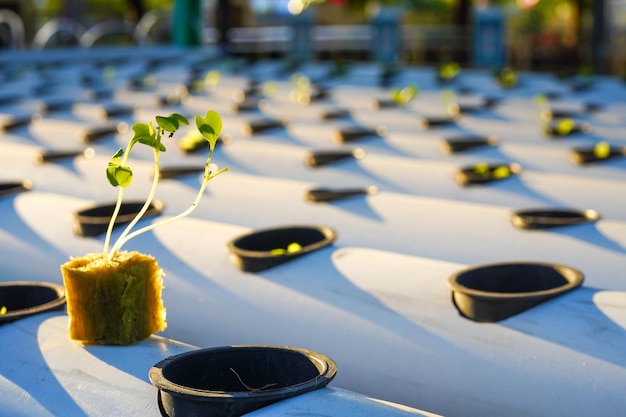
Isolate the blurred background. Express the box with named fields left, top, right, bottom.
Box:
left=1, top=0, right=624, bottom=76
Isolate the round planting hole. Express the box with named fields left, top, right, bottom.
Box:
left=149, top=345, right=337, bottom=417
left=0, top=180, right=32, bottom=198
left=454, top=162, right=521, bottom=186
left=448, top=262, right=584, bottom=322
left=73, top=200, right=165, bottom=237
left=511, top=208, right=601, bottom=230
left=226, top=225, right=337, bottom=272
left=0, top=282, right=66, bottom=324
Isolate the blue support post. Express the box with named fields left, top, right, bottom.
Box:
left=289, top=10, right=313, bottom=62
left=371, top=9, right=401, bottom=64
left=172, top=0, right=202, bottom=47
left=472, top=8, right=505, bottom=69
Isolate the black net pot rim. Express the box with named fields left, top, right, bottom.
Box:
left=447, top=261, right=584, bottom=301
left=511, top=208, right=601, bottom=230
left=447, top=261, right=584, bottom=322
left=149, top=345, right=337, bottom=417
left=75, top=199, right=165, bottom=224
left=226, top=225, right=337, bottom=258
left=0, top=281, right=66, bottom=324
left=73, top=199, right=166, bottom=237
left=0, top=179, right=33, bottom=198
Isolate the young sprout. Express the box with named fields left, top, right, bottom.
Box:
left=593, top=141, right=611, bottom=159
left=556, top=118, right=576, bottom=135
left=473, top=163, right=491, bottom=177
left=438, top=62, right=461, bottom=81
left=290, top=73, right=312, bottom=105
left=269, top=242, right=303, bottom=256
left=262, top=81, right=278, bottom=97
left=205, top=70, right=221, bottom=89
left=391, top=84, right=418, bottom=105
left=492, top=165, right=511, bottom=179
left=472, top=163, right=510, bottom=179
left=103, top=110, right=228, bottom=261
left=496, top=67, right=518, bottom=88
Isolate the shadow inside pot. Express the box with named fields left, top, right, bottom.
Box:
left=510, top=208, right=601, bottom=230
left=226, top=225, right=337, bottom=273
left=73, top=200, right=165, bottom=237
left=149, top=345, right=337, bottom=417
left=447, top=261, right=584, bottom=323
left=0, top=180, right=32, bottom=198
left=0, top=282, right=66, bottom=324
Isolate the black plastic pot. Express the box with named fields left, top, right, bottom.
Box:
left=320, top=108, right=350, bottom=121
left=448, top=262, right=584, bottom=322
left=542, top=119, right=591, bottom=137
left=0, top=281, right=66, bottom=324
left=80, top=122, right=128, bottom=143
left=569, top=145, right=625, bottom=165
left=446, top=102, right=485, bottom=116
left=420, top=116, right=456, bottom=129
left=233, top=98, right=260, bottom=113
left=440, top=135, right=498, bottom=154
left=540, top=108, right=579, bottom=120
left=73, top=200, right=165, bottom=237
left=34, top=148, right=95, bottom=164
left=333, top=126, right=384, bottom=143
left=511, top=208, right=601, bottom=230
left=482, top=96, right=501, bottom=108
left=158, top=165, right=206, bottom=179
left=72, top=102, right=134, bottom=120
left=0, top=114, right=32, bottom=131
left=369, top=99, right=399, bottom=110
left=304, top=148, right=365, bottom=168
left=149, top=345, right=337, bottom=417
left=305, top=186, right=378, bottom=202
left=0, top=180, right=32, bottom=198
left=241, top=118, right=285, bottom=135
left=226, top=225, right=337, bottom=272
left=454, top=162, right=521, bottom=186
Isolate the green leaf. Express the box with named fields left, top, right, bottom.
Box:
left=112, top=148, right=124, bottom=159
left=106, top=160, right=133, bottom=187
left=195, top=110, right=222, bottom=150
left=170, top=113, right=189, bottom=126
left=156, top=115, right=179, bottom=133
left=131, top=122, right=154, bottom=145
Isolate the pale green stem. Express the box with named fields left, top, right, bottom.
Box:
left=111, top=161, right=227, bottom=251
left=102, top=186, right=125, bottom=257
left=102, top=139, right=135, bottom=258
left=108, top=134, right=162, bottom=260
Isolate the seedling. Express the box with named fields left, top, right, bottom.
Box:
left=205, top=70, right=221, bottom=89
left=270, top=242, right=303, bottom=256
left=438, top=62, right=461, bottom=82
left=473, top=163, right=511, bottom=179
left=496, top=67, right=518, bottom=88
left=555, top=118, right=576, bottom=135
left=390, top=84, right=418, bottom=105
left=103, top=110, right=228, bottom=261
left=290, top=73, right=312, bottom=105
left=593, top=141, right=611, bottom=159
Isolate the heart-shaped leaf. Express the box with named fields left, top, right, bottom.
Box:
left=195, top=110, right=222, bottom=151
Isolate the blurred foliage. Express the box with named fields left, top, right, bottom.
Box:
left=36, top=0, right=173, bottom=22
